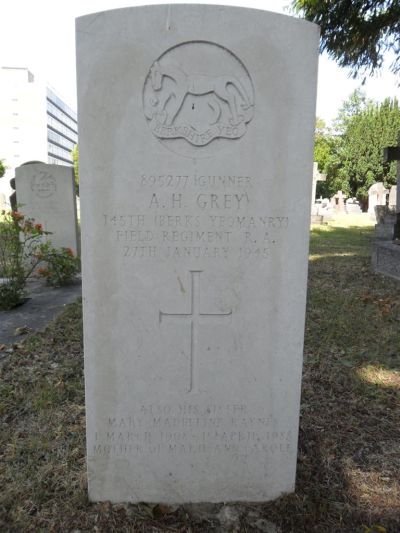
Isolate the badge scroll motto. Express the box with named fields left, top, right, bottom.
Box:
left=143, top=41, right=254, bottom=148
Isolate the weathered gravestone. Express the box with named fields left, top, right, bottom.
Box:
left=330, top=190, right=347, bottom=212
left=76, top=5, right=319, bottom=503
left=15, top=162, right=79, bottom=254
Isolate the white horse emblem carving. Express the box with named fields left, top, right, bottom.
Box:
left=149, top=61, right=253, bottom=127
left=143, top=42, right=255, bottom=148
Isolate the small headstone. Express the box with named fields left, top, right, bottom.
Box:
left=77, top=5, right=319, bottom=503
left=368, top=182, right=388, bottom=218
left=319, top=197, right=334, bottom=220
left=310, top=198, right=333, bottom=224
left=330, top=190, right=347, bottom=212
left=345, top=197, right=362, bottom=214
left=15, top=162, right=79, bottom=254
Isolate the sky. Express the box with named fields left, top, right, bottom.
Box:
left=1, top=0, right=399, bottom=125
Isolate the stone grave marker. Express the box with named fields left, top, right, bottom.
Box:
left=345, top=197, right=362, bottom=214
left=15, top=162, right=79, bottom=254
left=330, top=190, right=347, bottom=212
left=76, top=5, right=319, bottom=503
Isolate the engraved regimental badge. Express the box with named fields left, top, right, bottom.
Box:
left=30, top=171, right=57, bottom=199
left=143, top=41, right=254, bottom=157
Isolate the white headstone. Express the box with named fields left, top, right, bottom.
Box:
left=368, top=182, right=388, bottom=215
left=77, top=5, right=319, bottom=503
left=15, top=162, right=79, bottom=253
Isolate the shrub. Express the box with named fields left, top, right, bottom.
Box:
left=0, top=209, right=48, bottom=310
left=37, top=244, right=80, bottom=287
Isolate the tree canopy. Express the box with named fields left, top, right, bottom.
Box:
left=293, top=0, right=400, bottom=76
left=314, top=92, right=400, bottom=204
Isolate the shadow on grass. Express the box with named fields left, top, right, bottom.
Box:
left=260, top=228, right=400, bottom=531
left=1, top=225, right=399, bottom=532
left=292, top=226, right=399, bottom=531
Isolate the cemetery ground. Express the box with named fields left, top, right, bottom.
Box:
left=1, top=216, right=399, bottom=532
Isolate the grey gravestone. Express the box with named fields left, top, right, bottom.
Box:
left=76, top=5, right=319, bottom=503
left=330, top=190, right=347, bottom=212
left=15, top=162, right=79, bottom=254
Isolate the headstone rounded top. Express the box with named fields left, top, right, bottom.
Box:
left=368, top=182, right=388, bottom=194
left=21, top=160, right=46, bottom=166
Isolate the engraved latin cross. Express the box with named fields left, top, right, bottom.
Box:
left=159, top=270, right=232, bottom=393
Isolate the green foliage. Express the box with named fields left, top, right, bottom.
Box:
left=0, top=159, right=5, bottom=179
left=0, top=209, right=80, bottom=309
left=0, top=210, right=48, bottom=310
left=37, top=244, right=80, bottom=287
left=313, top=118, right=344, bottom=198
left=333, top=89, right=370, bottom=134
left=313, top=93, right=400, bottom=202
left=293, top=0, right=400, bottom=76
left=338, top=97, right=400, bottom=201
left=72, top=145, right=79, bottom=195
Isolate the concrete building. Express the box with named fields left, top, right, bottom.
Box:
left=0, top=66, right=78, bottom=204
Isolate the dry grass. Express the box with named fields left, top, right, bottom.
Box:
left=0, top=220, right=399, bottom=532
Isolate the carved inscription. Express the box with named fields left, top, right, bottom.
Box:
left=103, top=172, right=289, bottom=261
left=143, top=41, right=254, bottom=151
left=90, top=404, right=294, bottom=458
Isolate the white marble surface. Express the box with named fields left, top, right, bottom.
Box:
left=15, top=163, right=79, bottom=254
left=76, top=4, right=319, bottom=503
